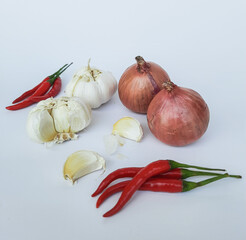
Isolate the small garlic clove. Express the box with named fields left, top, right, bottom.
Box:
left=112, top=117, right=143, bottom=142
left=63, top=150, right=106, bottom=184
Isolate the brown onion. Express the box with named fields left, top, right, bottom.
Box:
left=118, top=56, right=170, bottom=113
left=147, top=81, right=210, bottom=146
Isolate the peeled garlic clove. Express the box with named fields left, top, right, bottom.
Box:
left=63, top=150, right=106, bottom=183
left=112, top=117, right=143, bottom=142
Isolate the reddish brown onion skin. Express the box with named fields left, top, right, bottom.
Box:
left=147, top=86, right=210, bottom=146
left=118, top=60, right=170, bottom=113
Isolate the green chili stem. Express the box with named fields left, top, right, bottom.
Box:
left=181, top=169, right=242, bottom=179
left=196, top=174, right=229, bottom=187
left=182, top=174, right=229, bottom=192
left=48, top=64, right=68, bottom=79
left=170, top=160, right=226, bottom=172
left=48, top=62, right=73, bottom=85
left=227, top=174, right=242, bottom=179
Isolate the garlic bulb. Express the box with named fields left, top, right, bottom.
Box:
left=27, top=97, right=91, bottom=143
left=65, top=60, right=117, bottom=108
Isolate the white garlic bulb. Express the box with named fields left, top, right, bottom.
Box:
left=27, top=97, right=91, bottom=144
left=65, top=60, right=117, bottom=108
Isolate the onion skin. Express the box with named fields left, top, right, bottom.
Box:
left=118, top=56, right=170, bottom=113
left=147, top=84, right=210, bottom=146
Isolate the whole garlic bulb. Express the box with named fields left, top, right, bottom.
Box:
left=65, top=60, right=117, bottom=108
left=27, top=97, right=91, bottom=144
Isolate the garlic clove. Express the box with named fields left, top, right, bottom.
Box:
left=63, top=150, right=106, bottom=183
left=51, top=97, right=91, bottom=133
left=112, top=117, right=143, bottom=142
left=26, top=108, right=57, bottom=143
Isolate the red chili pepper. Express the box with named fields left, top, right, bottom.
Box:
left=92, top=166, right=226, bottom=197
left=12, top=78, right=48, bottom=104
left=92, top=167, right=142, bottom=197
left=97, top=174, right=241, bottom=208
left=102, top=160, right=226, bottom=217
left=12, top=64, right=69, bottom=104
left=97, top=179, right=182, bottom=208
left=30, top=77, right=62, bottom=102
left=6, top=63, right=72, bottom=111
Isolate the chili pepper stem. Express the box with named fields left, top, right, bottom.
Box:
left=227, top=174, right=242, bottom=178
left=56, top=62, right=73, bottom=77
left=170, top=160, right=226, bottom=172
left=48, top=63, right=73, bottom=84
left=181, top=169, right=242, bottom=179
left=48, top=62, right=73, bottom=85
left=48, top=64, right=68, bottom=78
left=182, top=174, right=229, bottom=192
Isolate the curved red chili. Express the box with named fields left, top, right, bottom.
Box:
left=92, top=163, right=226, bottom=197
left=102, top=160, right=226, bottom=217
left=97, top=179, right=183, bottom=208
left=31, top=77, right=62, bottom=102
left=91, top=167, right=142, bottom=197
left=6, top=63, right=72, bottom=111
left=97, top=174, right=239, bottom=209
left=12, top=78, right=48, bottom=104
left=6, top=78, right=52, bottom=110
left=12, top=64, right=68, bottom=104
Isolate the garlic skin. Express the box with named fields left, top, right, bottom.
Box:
left=103, top=134, right=125, bottom=155
left=64, top=150, right=106, bottom=183
left=65, top=62, right=117, bottom=108
left=26, top=97, right=91, bottom=143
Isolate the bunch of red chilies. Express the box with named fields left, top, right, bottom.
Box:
left=92, top=160, right=241, bottom=217
left=6, top=63, right=72, bottom=111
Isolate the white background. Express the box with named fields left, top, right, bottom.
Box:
left=0, top=0, right=246, bottom=239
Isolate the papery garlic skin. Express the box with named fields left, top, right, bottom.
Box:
left=64, top=150, right=106, bottom=183
left=65, top=63, right=117, bottom=108
left=103, top=134, right=125, bottom=155
left=26, top=97, right=92, bottom=144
